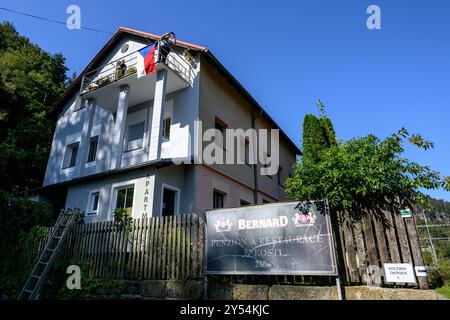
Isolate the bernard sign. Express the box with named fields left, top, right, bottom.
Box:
left=205, top=200, right=337, bottom=275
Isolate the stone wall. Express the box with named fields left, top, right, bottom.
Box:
left=89, top=280, right=441, bottom=300
left=92, top=280, right=204, bottom=300
left=207, top=283, right=441, bottom=300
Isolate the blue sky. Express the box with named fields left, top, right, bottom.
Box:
left=1, top=0, right=449, bottom=200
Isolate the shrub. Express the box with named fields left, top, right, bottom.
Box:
left=428, top=261, right=450, bottom=288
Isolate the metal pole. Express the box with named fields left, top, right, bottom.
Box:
left=203, top=215, right=208, bottom=300
left=335, top=277, right=343, bottom=300
left=422, top=209, right=438, bottom=265
left=203, top=275, right=208, bottom=300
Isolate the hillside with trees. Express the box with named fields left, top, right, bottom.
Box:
left=0, top=22, right=67, bottom=193
left=0, top=22, right=67, bottom=297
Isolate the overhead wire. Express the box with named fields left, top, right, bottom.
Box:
left=0, top=6, right=113, bottom=35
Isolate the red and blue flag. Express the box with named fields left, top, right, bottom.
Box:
left=137, top=44, right=156, bottom=77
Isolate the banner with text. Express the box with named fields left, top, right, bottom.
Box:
left=206, top=200, right=337, bottom=275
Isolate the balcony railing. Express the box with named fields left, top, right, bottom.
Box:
left=80, top=41, right=195, bottom=95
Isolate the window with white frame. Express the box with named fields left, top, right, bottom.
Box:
left=86, top=136, right=99, bottom=163
left=87, top=191, right=100, bottom=215
left=115, top=186, right=134, bottom=216
left=126, top=122, right=145, bottom=151
left=62, top=142, right=79, bottom=169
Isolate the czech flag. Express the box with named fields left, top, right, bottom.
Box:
left=137, top=44, right=156, bottom=78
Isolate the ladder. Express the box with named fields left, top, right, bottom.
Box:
left=17, top=208, right=82, bottom=300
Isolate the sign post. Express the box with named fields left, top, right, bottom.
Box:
left=205, top=200, right=338, bottom=276
left=400, top=208, right=412, bottom=218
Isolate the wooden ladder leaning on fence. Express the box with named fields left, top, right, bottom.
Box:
left=17, top=208, right=83, bottom=300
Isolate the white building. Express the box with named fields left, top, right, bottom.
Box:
left=41, top=28, right=300, bottom=223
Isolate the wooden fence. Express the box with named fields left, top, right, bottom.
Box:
left=21, top=214, right=205, bottom=280
left=333, top=209, right=428, bottom=289
left=20, top=209, right=428, bottom=288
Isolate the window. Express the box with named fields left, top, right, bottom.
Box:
left=74, top=98, right=87, bottom=112
left=162, top=117, right=171, bottom=141
left=87, top=191, right=100, bottom=215
left=62, top=142, right=79, bottom=169
left=115, top=186, right=134, bottom=216
left=162, top=187, right=177, bottom=216
left=214, top=117, right=227, bottom=149
left=126, top=122, right=145, bottom=151
left=213, top=190, right=225, bottom=209
left=87, top=136, right=99, bottom=163
left=240, top=199, right=250, bottom=206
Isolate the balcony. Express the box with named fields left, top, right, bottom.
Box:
left=79, top=41, right=195, bottom=111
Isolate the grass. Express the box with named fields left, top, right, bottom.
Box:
left=436, top=284, right=450, bottom=299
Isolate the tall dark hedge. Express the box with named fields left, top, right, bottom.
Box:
left=302, top=114, right=336, bottom=164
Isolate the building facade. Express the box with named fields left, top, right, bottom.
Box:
left=42, top=28, right=300, bottom=223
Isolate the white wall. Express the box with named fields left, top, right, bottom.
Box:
left=43, top=35, right=201, bottom=187
left=65, top=165, right=195, bottom=223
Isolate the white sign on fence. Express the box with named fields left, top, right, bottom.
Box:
left=415, top=266, right=428, bottom=277
left=384, top=263, right=416, bottom=283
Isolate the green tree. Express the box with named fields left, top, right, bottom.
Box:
left=286, top=107, right=450, bottom=219
left=301, top=100, right=336, bottom=164
left=0, top=22, right=67, bottom=191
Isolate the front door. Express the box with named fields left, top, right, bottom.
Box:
left=162, top=188, right=176, bottom=216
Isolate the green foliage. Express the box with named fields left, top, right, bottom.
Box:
left=0, top=22, right=67, bottom=192
left=301, top=101, right=336, bottom=165
left=41, top=261, right=126, bottom=300
left=97, top=77, right=112, bottom=87
left=0, top=224, right=51, bottom=298
left=302, top=114, right=326, bottom=164
left=428, top=260, right=450, bottom=288
left=114, top=207, right=133, bottom=233
left=0, top=191, right=55, bottom=297
left=436, top=284, right=450, bottom=299
left=125, top=66, right=137, bottom=76
left=287, top=106, right=450, bottom=218
left=0, top=192, right=54, bottom=245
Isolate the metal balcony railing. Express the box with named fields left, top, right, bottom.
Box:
left=80, top=40, right=195, bottom=95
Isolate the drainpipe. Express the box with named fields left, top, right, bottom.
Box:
left=252, top=110, right=262, bottom=204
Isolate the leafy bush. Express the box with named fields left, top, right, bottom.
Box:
left=0, top=225, right=51, bottom=299
left=125, top=66, right=137, bottom=76
left=0, top=191, right=54, bottom=245
left=427, top=259, right=450, bottom=289
left=41, top=261, right=126, bottom=300
left=286, top=105, right=450, bottom=217
left=97, top=77, right=112, bottom=87
left=0, top=192, right=55, bottom=298
left=114, top=207, right=133, bottom=233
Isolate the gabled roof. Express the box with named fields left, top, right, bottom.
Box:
left=50, top=27, right=301, bottom=154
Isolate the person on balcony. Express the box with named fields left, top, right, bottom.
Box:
left=159, top=32, right=174, bottom=64
left=116, top=59, right=127, bottom=78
